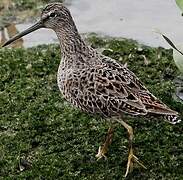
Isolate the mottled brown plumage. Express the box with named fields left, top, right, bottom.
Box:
left=2, top=3, right=181, bottom=177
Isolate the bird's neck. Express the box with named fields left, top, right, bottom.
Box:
left=55, top=24, right=96, bottom=69
left=55, top=24, right=87, bottom=57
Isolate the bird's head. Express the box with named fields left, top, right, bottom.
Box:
left=41, top=3, right=73, bottom=29
left=2, top=3, right=74, bottom=47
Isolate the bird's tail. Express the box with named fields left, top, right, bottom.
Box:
left=164, top=114, right=181, bottom=124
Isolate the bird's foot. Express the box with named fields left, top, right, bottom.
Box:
left=95, top=145, right=107, bottom=160
left=96, top=127, right=114, bottom=161
left=125, top=148, right=147, bottom=177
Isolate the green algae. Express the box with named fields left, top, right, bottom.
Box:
left=0, top=37, right=183, bottom=179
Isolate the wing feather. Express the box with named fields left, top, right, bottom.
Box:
left=69, top=55, right=177, bottom=117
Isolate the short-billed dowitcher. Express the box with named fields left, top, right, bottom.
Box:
left=2, top=3, right=181, bottom=177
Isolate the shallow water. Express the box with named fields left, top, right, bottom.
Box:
left=2, top=0, right=183, bottom=48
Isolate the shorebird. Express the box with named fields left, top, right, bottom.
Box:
left=2, top=3, right=181, bottom=177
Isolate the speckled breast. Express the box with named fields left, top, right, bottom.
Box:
left=57, top=62, right=81, bottom=109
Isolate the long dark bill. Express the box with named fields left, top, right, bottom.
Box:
left=2, top=21, right=44, bottom=47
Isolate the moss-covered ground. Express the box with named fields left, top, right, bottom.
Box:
left=0, top=37, right=183, bottom=179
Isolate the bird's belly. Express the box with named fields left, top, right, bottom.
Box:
left=57, top=73, right=98, bottom=115
left=57, top=70, right=82, bottom=109
left=57, top=71, right=119, bottom=117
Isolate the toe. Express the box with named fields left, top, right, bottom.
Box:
left=95, top=146, right=107, bottom=160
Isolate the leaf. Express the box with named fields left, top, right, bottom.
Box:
left=176, top=0, right=183, bottom=13
left=154, top=29, right=183, bottom=56
left=173, top=44, right=183, bottom=73
left=154, top=29, right=183, bottom=73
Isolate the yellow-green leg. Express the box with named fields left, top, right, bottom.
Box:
left=117, top=120, right=147, bottom=177
left=96, top=126, right=114, bottom=160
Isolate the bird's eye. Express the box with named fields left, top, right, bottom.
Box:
left=49, top=12, right=57, bottom=18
